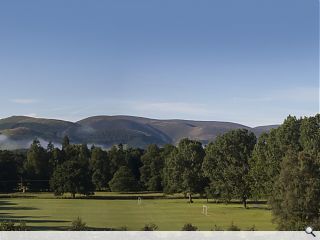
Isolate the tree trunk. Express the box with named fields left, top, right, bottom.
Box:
left=243, top=197, right=247, bottom=209
left=72, top=193, right=76, bottom=199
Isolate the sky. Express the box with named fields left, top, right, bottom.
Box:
left=0, top=0, right=318, bottom=127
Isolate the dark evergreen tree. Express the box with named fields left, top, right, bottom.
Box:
left=0, top=151, right=21, bottom=192
left=62, top=135, right=70, bottom=150
left=125, top=147, right=143, bottom=181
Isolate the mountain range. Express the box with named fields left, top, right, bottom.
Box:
left=0, top=115, right=279, bottom=150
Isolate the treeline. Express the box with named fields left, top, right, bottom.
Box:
left=0, top=114, right=319, bottom=229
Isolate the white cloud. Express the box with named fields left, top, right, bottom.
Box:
left=10, top=98, right=38, bottom=104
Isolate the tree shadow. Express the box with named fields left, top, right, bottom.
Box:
left=0, top=206, right=38, bottom=211
left=0, top=199, right=138, bottom=231
left=0, top=200, right=18, bottom=206
left=0, top=199, right=71, bottom=231
left=246, top=205, right=271, bottom=211
left=29, top=226, right=70, bottom=231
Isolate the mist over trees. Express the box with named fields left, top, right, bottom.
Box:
left=0, top=114, right=318, bottom=230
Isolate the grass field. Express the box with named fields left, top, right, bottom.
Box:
left=0, top=193, right=276, bottom=230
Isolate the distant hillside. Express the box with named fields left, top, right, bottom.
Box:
left=252, top=125, right=280, bottom=136
left=0, top=115, right=279, bottom=150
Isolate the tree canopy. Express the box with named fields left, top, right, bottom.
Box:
left=203, top=129, right=256, bottom=208
left=108, top=166, right=139, bottom=192
left=163, top=138, right=206, bottom=202
left=50, top=160, right=94, bottom=198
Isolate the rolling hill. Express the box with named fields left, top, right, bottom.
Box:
left=0, top=115, right=279, bottom=149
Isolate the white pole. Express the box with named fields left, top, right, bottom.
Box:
left=202, top=205, right=208, bottom=216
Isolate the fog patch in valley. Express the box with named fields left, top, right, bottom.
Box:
left=0, top=134, right=62, bottom=150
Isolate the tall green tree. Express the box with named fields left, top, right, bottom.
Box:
left=250, top=115, right=320, bottom=199
left=161, top=144, right=175, bottom=159
left=163, top=139, right=206, bottom=203
left=203, top=129, right=256, bottom=208
left=50, top=160, right=94, bottom=198
left=276, top=115, right=301, bottom=153
left=108, top=145, right=126, bottom=176
left=299, top=114, right=320, bottom=155
left=62, top=135, right=70, bottom=150
left=108, top=166, right=139, bottom=192
left=249, top=130, right=282, bottom=199
left=140, top=144, right=164, bottom=191
left=270, top=150, right=320, bottom=230
left=125, top=147, right=143, bottom=181
left=90, top=147, right=111, bottom=190
left=48, top=146, right=62, bottom=171
left=46, top=142, right=54, bottom=175
left=25, top=139, right=50, bottom=190
left=0, top=151, right=21, bottom=192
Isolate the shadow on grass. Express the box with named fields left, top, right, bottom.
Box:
left=246, top=205, right=271, bottom=210
left=30, top=226, right=123, bottom=231
left=0, top=201, right=18, bottom=206
left=0, top=206, right=38, bottom=211
left=0, top=200, right=38, bottom=211
left=29, top=226, right=70, bottom=231
left=0, top=199, right=71, bottom=231
left=85, top=195, right=166, bottom=200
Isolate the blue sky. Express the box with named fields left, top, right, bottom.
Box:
left=0, top=0, right=318, bottom=127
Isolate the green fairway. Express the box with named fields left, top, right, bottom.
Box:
left=0, top=194, right=276, bottom=230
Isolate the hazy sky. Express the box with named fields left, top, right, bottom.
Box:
left=0, top=0, right=318, bottom=127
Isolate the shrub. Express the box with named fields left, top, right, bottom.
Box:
left=119, top=226, right=128, bottom=231
left=0, top=221, right=28, bottom=231
left=16, top=221, right=28, bottom=231
left=211, top=224, right=223, bottom=231
left=104, top=226, right=129, bottom=231
left=0, top=221, right=15, bottom=231
left=226, top=222, right=241, bottom=231
left=247, top=225, right=256, bottom=231
left=141, top=223, right=158, bottom=231
left=70, top=217, right=87, bottom=231
left=181, top=223, right=198, bottom=231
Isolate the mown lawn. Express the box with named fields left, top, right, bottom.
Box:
left=0, top=193, right=276, bottom=230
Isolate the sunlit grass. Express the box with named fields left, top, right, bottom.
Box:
left=0, top=193, right=275, bottom=230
